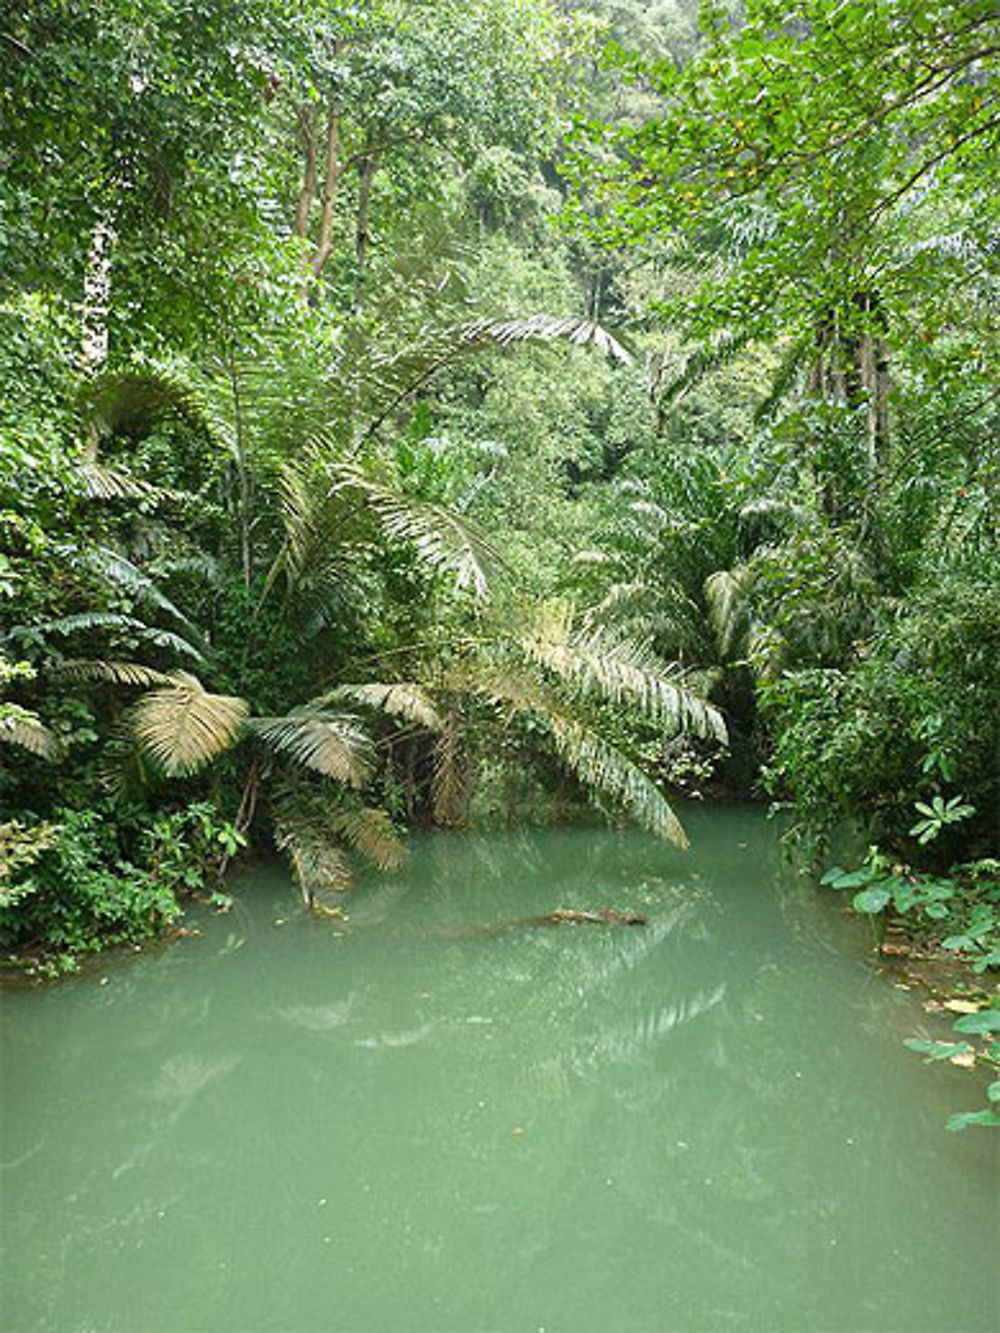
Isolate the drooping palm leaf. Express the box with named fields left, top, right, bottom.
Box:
left=329, top=807, right=406, bottom=872
left=704, top=567, right=754, bottom=661
left=656, top=329, right=754, bottom=408
left=520, top=609, right=727, bottom=743
left=350, top=471, right=502, bottom=598
left=318, top=682, right=443, bottom=733
left=469, top=667, right=690, bottom=848
left=432, top=710, right=471, bottom=827
left=276, top=819, right=355, bottom=901
left=132, top=672, right=248, bottom=776
left=77, top=461, right=174, bottom=502
left=250, top=711, right=373, bottom=786
left=51, top=659, right=175, bottom=687
left=358, top=314, right=634, bottom=444
left=66, top=545, right=206, bottom=647
left=0, top=709, right=57, bottom=759
left=547, top=716, right=690, bottom=849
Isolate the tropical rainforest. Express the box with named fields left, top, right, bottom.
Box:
left=1, top=0, right=997, bottom=1065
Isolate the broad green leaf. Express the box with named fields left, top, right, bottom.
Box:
left=945, top=1109, right=1000, bottom=1132
left=852, top=886, right=891, bottom=914
left=903, top=1039, right=974, bottom=1062
left=952, top=1011, right=1000, bottom=1035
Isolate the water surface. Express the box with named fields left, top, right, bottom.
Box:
left=2, top=806, right=997, bottom=1331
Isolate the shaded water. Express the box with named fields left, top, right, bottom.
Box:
left=2, top=806, right=997, bottom=1332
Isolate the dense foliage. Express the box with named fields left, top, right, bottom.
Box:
left=1, top=0, right=997, bottom=1073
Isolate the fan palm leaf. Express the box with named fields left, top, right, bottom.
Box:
left=131, top=672, right=249, bottom=776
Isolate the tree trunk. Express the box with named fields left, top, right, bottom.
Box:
left=310, top=102, right=342, bottom=277
left=355, top=153, right=379, bottom=277
left=293, top=105, right=318, bottom=240
left=81, top=215, right=114, bottom=379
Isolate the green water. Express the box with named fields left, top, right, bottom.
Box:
left=2, top=806, right=997, bottom=1332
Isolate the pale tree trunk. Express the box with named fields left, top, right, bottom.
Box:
left=81, top=213, right=115, bottom=457
left=310, top=102, right=342, bottom=276
left=294, top=105, right=318, bottom=240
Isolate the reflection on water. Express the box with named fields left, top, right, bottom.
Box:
left=1, top=807, right=997, bottom=1332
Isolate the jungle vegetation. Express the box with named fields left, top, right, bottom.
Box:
left=1, top=0, right=997, bottom=1004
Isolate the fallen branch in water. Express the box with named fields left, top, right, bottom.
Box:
left=433, top=908, right=647, bottom=939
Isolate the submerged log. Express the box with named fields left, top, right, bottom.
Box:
left=433, top=908, right=647, bottom=939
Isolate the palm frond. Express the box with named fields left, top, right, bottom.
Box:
left=131, top=672, right=248, bottom=776
left=358, top=313, right=634, bottom=444
left=276, top=819, right=355, bottom=901
left=340, top=466, right=502, bottom=598
left=432, top=710, right=470, bottom=826
left=704, top=567, right=754, bottom=660
left=520, top=610, right=727, bottom=743
left=329, top=807, right=406, bottom=872
left=80, top=369, right=213, bottom=442
left=457, top=314, right=634, bottom=365
left=8, top=611, right=145, bottom=641
left=0, top=710, right=58, bottom=759
left=7, top=610, right=203, bottom=662
left=318, top=682, right=442, bottom=732
left=273, top=792, right=404, bottom=904
left=249, top=711, right=373, bottom=786
left=547, top=716, right=689, bottom=849
left=753, top=334, right=813, bottom=422
left=51, top=659, right=175, bottom=687
left=68, top=545, right=205, bottom=646
left=656, top=329, right=754, bottom=407
left=77, top=461, right=174, bottom=502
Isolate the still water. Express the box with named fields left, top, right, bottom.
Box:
left=2, top=806, right=997, bottom=1332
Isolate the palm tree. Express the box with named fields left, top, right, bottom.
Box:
left=20, top=309, right=725, bottom=909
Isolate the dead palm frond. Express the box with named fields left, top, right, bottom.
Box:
left=131, top=672, right=249, bottom=776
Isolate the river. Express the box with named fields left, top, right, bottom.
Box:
left=1, top=805, right=997, bottom=1331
